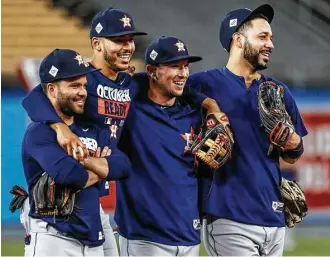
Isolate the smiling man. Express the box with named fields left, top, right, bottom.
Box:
left=187, top=4, right=308, bottom=256
left=116, top=36, right=204, bottom=256
left=22, top=49, right=131, bottom=256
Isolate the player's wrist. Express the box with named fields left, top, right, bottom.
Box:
left=284, top=133, right=301, bottom=151
left=282, top=136, right=304, bottom=160
left=202, top=98, right=221, bottom=114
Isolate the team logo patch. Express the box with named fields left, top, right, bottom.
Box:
left=74, top=54, right=89, bottom=67
left=98, top=98, right=130, bottom=118
left=49, top=66, right=58, bottom=77
left=98, top=231, right=104, bottom=240
left=193, top=219, right=201, bottom=230
left=120, top=15, right=131, bottom=28
left=174, top=41, right=185, bottom=52
left=272, top=201, right=284, bottom=213
left=229, top=18, right=237, bottom=27
left=206, top=118, right=216, bottom=128
left=180, top=127, right=195, bottom=153
left=95, top=22, right=103, bottom=34
left=104, top=117, right=112, bottom=125
left=150, top=50, right=158, bottom=60
left=109, top=121, right=119, bottom=139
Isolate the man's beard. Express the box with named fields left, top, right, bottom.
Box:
left=57, top=90, right=81, bottom=116
left=243, top=39, right=268, bottom=71
left=152, top=75, right=182, bottom=99
left=104, top=51, right=128, bottom=72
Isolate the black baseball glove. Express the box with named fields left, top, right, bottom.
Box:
left=281, top=178, right=308, bottom=228
left=190, top=113, right=234, bottom=169
left=33, top=172, right=76, bottom=216
left=9, top=185, right=29, bottom=213
left=258, top=81, right=295, bottom=152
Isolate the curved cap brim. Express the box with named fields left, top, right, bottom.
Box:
left=49, top=68, right=100, bottom=82
left=102, top=31, right=148, bottom=37
left=158, top=55, right=203, bottom=64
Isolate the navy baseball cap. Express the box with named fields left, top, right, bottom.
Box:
left=145, top=36, right=202, bottom=65
left=39, top=49, right=98, bottom=83
left=219, top=4, right=274, bottom=52
left=90, top=8, right=147, bottom=38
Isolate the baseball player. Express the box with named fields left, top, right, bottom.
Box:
left=116, top=36, right=203, bottom=256
left=187, top=4, right=308, bottom=256
left=22, top=49, right=130, bottom=256
left=22, top=8, right=219, bottom=156
left=22, top=9, right=147, bottom=256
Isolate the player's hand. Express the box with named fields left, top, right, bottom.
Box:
left=211, top=112, right=234, bottom=144
left=50, top=122, right=88, bottom=161
left=95, top=146, right=112, bottom=158
left=126, top=65, right=136, bottom=76
left=283, top=132, right=301, bottom=151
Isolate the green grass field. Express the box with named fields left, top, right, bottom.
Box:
left=2, top=237, right=330, bottom=256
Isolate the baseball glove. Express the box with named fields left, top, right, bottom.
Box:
left=258, top=81, right=295, bottom=151
left=9, top=185, right=29, bottom=213
left=281, top=178, right=308, bottom=228
left=190, top=113, right=233, bottom=169
left=33, top=172, right=76, bottom=216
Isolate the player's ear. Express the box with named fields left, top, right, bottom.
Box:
left=91, top=37, right=102, bottom=52
left=232, top=32, right=244, bottom=49
left=47, top=82, right=58, bottom=98
left=146, top=64, right=157, bottom=79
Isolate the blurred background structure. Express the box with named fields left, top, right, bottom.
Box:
left=2, top=0, right=330, bottom=255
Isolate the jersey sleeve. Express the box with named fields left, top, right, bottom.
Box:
left=22, top=84, right=63, bottom=123
left=182, top=85, right=207, bottom=107
left=98, top=180, right=110, bottom=197
left=96, top=127, right=131, bottom=181
left=24, top=124, right=88, bottom=189
left=186, top=72, right=210, bottom=94
left=181, top=72, right=211, bottom=108
left=282, top=84, right=308, bottom=137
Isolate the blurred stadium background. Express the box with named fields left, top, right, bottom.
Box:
left=2, top=0, right=330, bottom=255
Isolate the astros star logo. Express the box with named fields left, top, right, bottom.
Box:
left=174, top=41, right=185, bottom=52
left=181, top=127, right=195, bottom=154
left=120, top=15, right=131, bottom=28
left=74, top=54, right=89, bottom=67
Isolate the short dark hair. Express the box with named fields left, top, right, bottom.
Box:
left=41, top=81, right=59, bottom=94
left=237, top=13, right=269, bottom=35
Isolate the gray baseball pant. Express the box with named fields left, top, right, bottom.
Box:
left=202, top=216, right=285, bottom=256
left=119, top=235, right=200, bottom=256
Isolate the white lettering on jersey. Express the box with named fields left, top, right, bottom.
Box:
left=97, top=84, right=131, bottom=102
left=79, top=137, right=98, bottom=152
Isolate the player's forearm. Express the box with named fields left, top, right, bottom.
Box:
left=82, top=157, right=109, bottom=179
left=84, top=170, right=102, bottom=188
left=49, top=122, right=67, bottom=132
left=49, top=122, right=88, bottom=160
left=201, top=98, right=221, bottom=114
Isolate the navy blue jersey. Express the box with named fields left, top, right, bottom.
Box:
left=22, top=121, right=123, bottom=246
left=22, top=67, right=140, bottom=148
left=187, top=67, right=308, bottom=227
left=22, top=71, right=206, bottom=149
left=116, top=90, right=202, bottom=246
